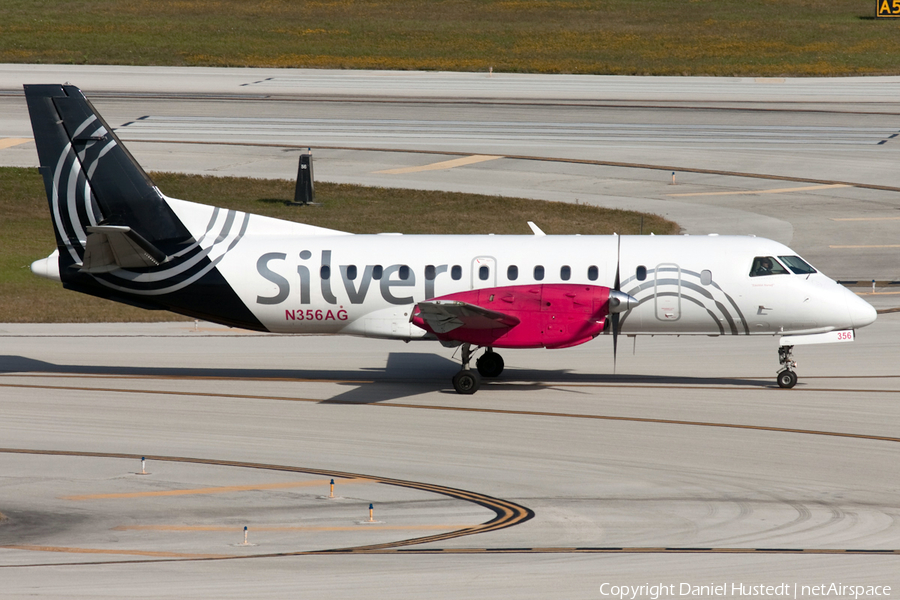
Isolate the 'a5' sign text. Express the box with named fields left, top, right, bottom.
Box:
left=877, top=0, right=900, bottom=17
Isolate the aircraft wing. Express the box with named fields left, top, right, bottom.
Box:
left=414, top=300, right=521, bottom=334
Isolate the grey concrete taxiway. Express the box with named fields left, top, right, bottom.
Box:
left=1, top=66, right=900, bottom=597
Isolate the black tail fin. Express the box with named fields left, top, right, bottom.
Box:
left=24, top=84, right=192, bottom=265
left=24, top=85, right=265, bottom=330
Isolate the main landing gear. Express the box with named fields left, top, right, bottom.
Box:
left=452, top=344, right=505, bottom=394
left=776, top=344, right=798, bottom=389
left=476, top=349, right=505, bottom=378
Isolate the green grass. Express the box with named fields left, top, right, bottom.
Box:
left=0, top=167, right=678, bottom=323
left=1, top=1, right=898, bottom=76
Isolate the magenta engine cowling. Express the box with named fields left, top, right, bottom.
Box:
left=412, top=284, right=614, bottom=349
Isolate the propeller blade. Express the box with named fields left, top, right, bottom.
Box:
left=614, top=234, right=621, bottom=291
left=609, top=291, right=637, bottom=375
left=613, top=234, right=621, bottom=372
left=612, top=311, right=619, bottom=373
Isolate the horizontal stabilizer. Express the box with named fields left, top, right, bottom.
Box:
left=80, top=225, right=168, bottom=273
left=414, top=300, right=521, bottom=334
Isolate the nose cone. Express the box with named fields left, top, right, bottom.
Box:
left=847, top=293, right=877, bottom=329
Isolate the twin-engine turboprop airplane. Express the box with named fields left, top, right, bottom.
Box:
left=25, top=84, right=877, bottom=393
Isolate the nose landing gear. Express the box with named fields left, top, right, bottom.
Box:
left=776, top=344, right=798, bottom=389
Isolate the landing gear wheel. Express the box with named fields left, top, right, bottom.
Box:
left=476, top=351, right=504, bottom=378
left=452, top=369, right=480, bottom=395
left=776, top=344, right=798, bottom=389
left=777, top=369, right=798, bottom=389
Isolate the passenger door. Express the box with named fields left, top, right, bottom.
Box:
left=654, top=263, right=682, bottom=321
left=471, top=256, right=497, bottom=290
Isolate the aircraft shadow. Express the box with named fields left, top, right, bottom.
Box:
left=1, top=353, right=772, bottom=407
left=0, top=354, right=375, bottom=382
left=326, top=368, right=774, bottom=404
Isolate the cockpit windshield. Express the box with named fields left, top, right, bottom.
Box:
left=778, top=255, right=817, bottom=275
left=749, top=256, right=789, bottom=277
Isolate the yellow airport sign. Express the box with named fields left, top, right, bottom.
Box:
left=877, top=0, right=900, bottom=17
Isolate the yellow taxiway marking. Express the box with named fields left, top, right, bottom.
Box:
left=667, top=184, right=850, bottom=197
left=0, top=138, right=32, bottom=150
left=831, top=216, right=900, bottom=221
left=114, top=524, right=475, bottom=532
left=375, top=154, right=503, bottom=175
left=829, top=244, right=900, bottom=249
left=0, top=545, right=230, bottom=558
left=63, top=478, right=361, bottom=501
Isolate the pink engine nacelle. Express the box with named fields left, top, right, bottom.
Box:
left=412, top=284, right=614, bottom=349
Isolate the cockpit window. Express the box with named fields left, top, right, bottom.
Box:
left=778, top=255, right=817, bottom=275
left=749, top=256, right=789, bottom=277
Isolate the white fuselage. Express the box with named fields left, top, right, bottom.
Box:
left=163, top=200, right=874, bottom=342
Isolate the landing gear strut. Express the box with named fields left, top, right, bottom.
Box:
left=776, top=344, right=798, bottom=389
left=452, top=345, right=506, bottom=394
left=452, top=343, right=481, bottom=394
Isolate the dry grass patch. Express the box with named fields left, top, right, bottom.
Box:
left=151, top=173, right=675, bottom=236
left=1, top=0, right=898, bottom=76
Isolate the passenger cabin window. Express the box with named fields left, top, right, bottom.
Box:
left=346, top=265, right=357, bottom=280
left=534, top=265, right=545, bottom=281
left=321, top=265, right=331, bottom=279
left=749, top=256, right=789, bottom=277
left=372, top=265, right=383, bottom=280
left=636, top=266, right=647, bottom=281
left=479, top=265, right=489, bottom=281
left=451, top=265, right=462, bottom=280
left=778, top=255, right=817, bottom=275
left=507, top=265, right=518, bottom=281
left=587, top=265, right=598, bottom=281
left=700, top=270, right=712, bottom=286
left=399, top=265, right=411, bottom=280
left=560, top=265, right=571, bottom=281
left=425, top=265, right=436, bottom=280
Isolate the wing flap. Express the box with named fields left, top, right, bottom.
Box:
left=414, top=300, right=520, bottom=334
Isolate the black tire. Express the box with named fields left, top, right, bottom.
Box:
left=476, top=351, right=505, bottom=378
left=777, top=369, right=798, bottom=389
left=452, top=370, right=480, bottom=395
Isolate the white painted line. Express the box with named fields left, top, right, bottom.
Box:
left=829, top=244, right=900, bottom=249
left=831, top=216, right=900, bottom=222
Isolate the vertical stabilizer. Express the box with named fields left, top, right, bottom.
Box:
left=24, top=84, right=265, bottom=330
left=24, top=84, right=193, bottom=265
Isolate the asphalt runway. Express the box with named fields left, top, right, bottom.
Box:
left=1, top=66, right=900, bottom=597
